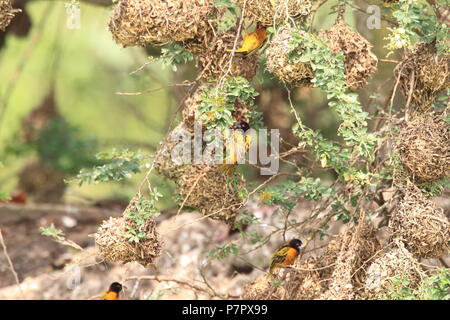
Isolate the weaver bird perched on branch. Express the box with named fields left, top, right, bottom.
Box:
left=101, top=282, right=122, bottom=300
left=268, top=239, right=302, bottom=276
left=226, top=27, right=267, bottom=55
left=219, top=121, right=252, bottom=175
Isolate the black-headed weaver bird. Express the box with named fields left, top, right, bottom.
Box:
left=219, top=121, right=252, bottom=175
left=101, top=282, right=123, bottom=300
left=268, top=239, right=303, bottom=276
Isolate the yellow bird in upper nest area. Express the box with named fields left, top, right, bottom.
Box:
left=101, top=282, right=123, bottom=300
left=383, top=0, right=398, bottom=7
left=226, top=27, right=267, bottom=55
left=219, top=121, right=252, bottom=175
left=268, top=239, right=303, bottom=277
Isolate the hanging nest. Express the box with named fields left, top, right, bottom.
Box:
left=238, top=0, right=312, bottom=27
left=0, top=0, right=20, bottom=31
left=18, top=161, right=66, bottom=203
left=284, top=257, right=327, bottom=300
left=182, top=84, right=252, bottom=132
left=396, top=42, right=450, bottom=111
left=365, top=240, right=424, bottom=299
left=185, top=27, right=260, bottom=82
left=320, top=20, right=378, bottom=91
left=154, top=123, right=192, bottom=180
left=319, top=221, right=381, bottom=300
left=266, top=25, right=314, bottom=87
left=21, top=89, right=60, bottom=143
left=94, top=214, right=161, bottom=268
left=108, top=0, right=215, bottom=47
left=242, top=274, right=285, bottom=300
left=389, top=185, right=449, bottom=259
left=397, top=115, right=450, bottom=183
left=176, top=163, right=241, bottom=225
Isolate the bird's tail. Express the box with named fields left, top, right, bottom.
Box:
left=219, top=164, right=236, bottom=175
left=225, top=48, right=247, bottom=53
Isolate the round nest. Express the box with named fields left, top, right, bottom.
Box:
left=319, top=222, right=381, bottom=300
left=238, top=0, right=312, bottom=26
left=265, top=25, right=314, bottom=87
left=284, top=258, right=327, bottom=300
left=176, top=163, right=242, bottom=225
left=94, top=215, right=161, bottom=268
left=242, top=274, right=285, bottom=300
left=320, top=20, right=378, bottom=90
left=185, top=27, right=260, bottom=81
left=396, top=42, right=450, bottom=111
left=0, top=0, right=20, bottom=31
left=18, top=161, right=66, bottom=204
left=154, top=123, right=191, bottom=180
left=365, top=240, right=424, bottom=299
left=389, top=185, right=449, bottom=259
left=398, top=115, right=450, bottom=183
left=108, top=0, right=215, bottom=47
left=182, top=84, right=252, bottom=132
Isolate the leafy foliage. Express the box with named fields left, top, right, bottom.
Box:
left=5, top=118, right=99, bottom=175
left=39, top=224, right=65, bottom=241
left=124, top=191, right=161, bottom=243
left=160, top=43, right=194, bottom=72
left=196, top=77, right=261, bottom=130
left=259, top=177, right=333, bottom=210
left=290, top=31, right=379, bottom=163
left=206, top=242, right=239, bottom=260
left=385, top=0, right=450, bottom=54
left=73, top=149, right=147, bottom=186
left=387, top=269, right=450, bottom=300
left=214, top=0, right=240, bottom=33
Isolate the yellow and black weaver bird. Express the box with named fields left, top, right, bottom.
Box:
left=226, top=27, right=267, bottom=55
left=101, top=282, right=123, bottom=300
left=268, top=239, right=303, bottom=276
left=219, top=121, right=252, bottom=175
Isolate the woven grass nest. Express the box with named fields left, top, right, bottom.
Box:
left=283, top=257, right=328, bottom=300
left=108, top=0, right=215, bottom=47
left=242, top=274, right=285, bottom=300
left=266, top=25, right=315, bottom=87
left=389, top=185, right=449, bottom=259
left=154, top=123, right=191, bottom=180
left=320, top=20, right=378, bottom=91
left=397, top=115, right=449, bottom=183
left=154, top=121, right=242, bottom=225
left=0, top=0, right=20, bottom=31
left=176, top=163, right=242, bottom=225
left=319, top=222, right=381, bottom=300
left=396, top=42, right=450, bottom=111
left=94, top=212, right=161, bottom=268
left=182, top=85, right=252, bottom=132
left=185, top=27, right=260, bottom=82
left=18, top=161, right=66, bottom=203
left=238, top=0, right=312, bottom=26
left=365, top=240, right=424, bottom=299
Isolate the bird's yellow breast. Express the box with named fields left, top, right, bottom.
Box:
left=283, top=247, right=299, bottom=266
left=102, top=291, right=119, bottom=300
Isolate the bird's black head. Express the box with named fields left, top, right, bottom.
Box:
left=232, top=121, right=250, bottom=132
left=109, top=282, right=123, bottom=293
left=289, top=239, right=303, bottom=251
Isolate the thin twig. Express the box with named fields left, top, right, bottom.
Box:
left=0, top=229, right=24, bottom=298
